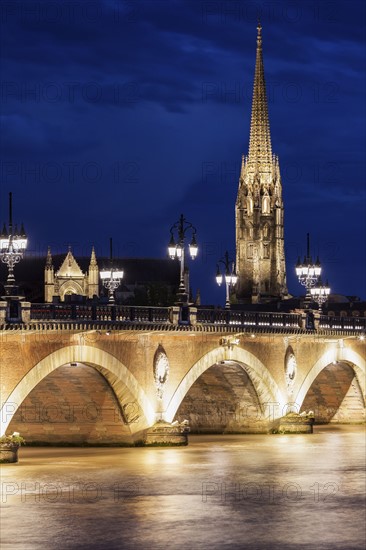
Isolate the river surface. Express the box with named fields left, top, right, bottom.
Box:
left=1, top=425, right=365, bottom=550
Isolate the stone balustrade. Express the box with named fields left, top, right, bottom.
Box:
left=0, top=301, right=365, bottom=335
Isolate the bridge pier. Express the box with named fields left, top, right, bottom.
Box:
left=144, top=420, right=190, bottom=446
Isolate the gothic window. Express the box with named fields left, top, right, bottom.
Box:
left=247, top=223, right=254, bottom=238
left=247, top=243, right=253, bottom=259
left=246, top=194, right=253, bottom=215
left=276, top=207, right=282, bottom=223
left=263, top=243, right=270, bottom=258
left=262, top=192, right=270, bottom=214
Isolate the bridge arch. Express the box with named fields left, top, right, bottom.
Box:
left=1, top=345, right=155, bottom=437
left=296, top=347, right=366, bottom=409
left=164, top=346, right=285, bottom=423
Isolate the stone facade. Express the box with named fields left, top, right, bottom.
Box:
left=236, top=24, right=287, bottom=303
left=44, top=247, right=99, bottom=302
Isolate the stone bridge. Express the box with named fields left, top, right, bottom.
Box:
left=0, top=304, right=365, bottom=444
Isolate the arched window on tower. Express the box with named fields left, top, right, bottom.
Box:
left=246, top=222, right=254, bottom=239
left=246, top=193, right=253, bottom=215
left=262, top=192, right=270, bottom=214
left=262, top=224, right=270, bottom=239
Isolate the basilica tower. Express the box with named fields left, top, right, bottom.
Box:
left=235, top=24, right=287, bottom=304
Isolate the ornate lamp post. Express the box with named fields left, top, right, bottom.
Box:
left=310, top=277, right=331, bottom=309
left=100, top=238, right=123, bottom=304
left=0, top=193, right=27, bottom=297
left=216, top=250, right=238, bottom=309
left=168, top=214, right=198, bottom=304
left=295, top=233, right=322, bottom=307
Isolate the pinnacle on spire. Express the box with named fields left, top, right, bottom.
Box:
left=90, top=245, right=97, bottom=266
left=46, top=246, right=53, bottom=268
left=257, top=20, right=262, bottom=47
left=247, top=23, right=272, bottom=170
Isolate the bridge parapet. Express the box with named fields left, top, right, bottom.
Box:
left=28, top=303, right=171, bottom=323
left=0, top=302, right=365, bottom=336
left=196, top=308, right=302, bottom=328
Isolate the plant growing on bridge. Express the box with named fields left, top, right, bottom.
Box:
left=0, top=432, right=26, bottom=447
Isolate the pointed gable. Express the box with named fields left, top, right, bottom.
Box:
left=57, top=250, right=84, bottom=279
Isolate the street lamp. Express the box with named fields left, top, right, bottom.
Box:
left=100, top=238, right=123, bottom=304
left=168, top=214, right=198, bottom=303
left=0, top=192, right=27, bottom=297
left=310, top=278, right=331, bottom=308
left=216, top=251, right=238, bottom=309
left=295, top=233, right=322, bottom=307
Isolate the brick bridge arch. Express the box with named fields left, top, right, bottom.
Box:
left=0, top=345, right=155, bottom=437
left=296, top=347, right=366, bottom=409
left=165, top=346, right=285, bottom=423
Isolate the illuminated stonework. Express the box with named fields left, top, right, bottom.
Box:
left=153, top=345, right=170, bottom=399
left=235, top=24, right=287, bottom=303
left=285, top=347, right=297, bottom=395
left=44, top=246, right=99, bottom=302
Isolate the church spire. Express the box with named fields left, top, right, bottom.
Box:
left=247, top=22, right=272, bottom=170
left=235, top=24, right=287, bottom=304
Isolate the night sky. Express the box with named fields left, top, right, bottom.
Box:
left=1, top=0, right=365, bottom=306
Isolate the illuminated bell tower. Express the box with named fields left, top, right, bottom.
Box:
left=235, top=23, right=287, bottom=304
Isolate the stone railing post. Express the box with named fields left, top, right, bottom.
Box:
left=20, top=302, right=31, bottom=324
left=189, top=306, right=197, bottom=326
left=313, top=310, right=320, bottom=331
left=0, top=301, right=7, bottom=324
left=169, top=306, right=180, bottom=325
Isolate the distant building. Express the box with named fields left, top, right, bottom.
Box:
left=44, top=247, right=99, bottom=302
left=323, top=295, right=366, bottom=318
left=0, top=247, right=180, bottom=306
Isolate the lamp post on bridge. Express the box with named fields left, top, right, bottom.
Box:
left=100, top=238, right=124, bottom=304
left=215, top=251, right=238, bottom=309
left=295, top=233, right=331, bottom=313
left=0, top=192, right=27, bottom=298
left=295, top=233, right=322, bottom=308
left=310, top=277, right=331, bottom=310
left=168, top=214, right=198, bottom=304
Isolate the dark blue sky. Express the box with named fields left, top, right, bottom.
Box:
left=0, top=0, right=365, bottom=305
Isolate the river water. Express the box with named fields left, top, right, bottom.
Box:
left=1, top=425, right=365, bottom=550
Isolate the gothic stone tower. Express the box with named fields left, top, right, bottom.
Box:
left=235, top=24, right=287, bottom=304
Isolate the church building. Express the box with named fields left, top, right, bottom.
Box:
left=44, top=246, right=99, bottom=302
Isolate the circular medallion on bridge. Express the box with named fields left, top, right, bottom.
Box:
left=154, top=345, right=170, bottom=399
left=285, top=347, right=297, bottom=395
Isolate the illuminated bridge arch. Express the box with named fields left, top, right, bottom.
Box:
left=164, top=346, right=285, bottom=423
left=295, top=347, right=366, bottom=409
left=0, top=345, right=155, bottom=436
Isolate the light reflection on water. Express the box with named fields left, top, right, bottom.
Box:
left=1, top=425, right=365, bottom=550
